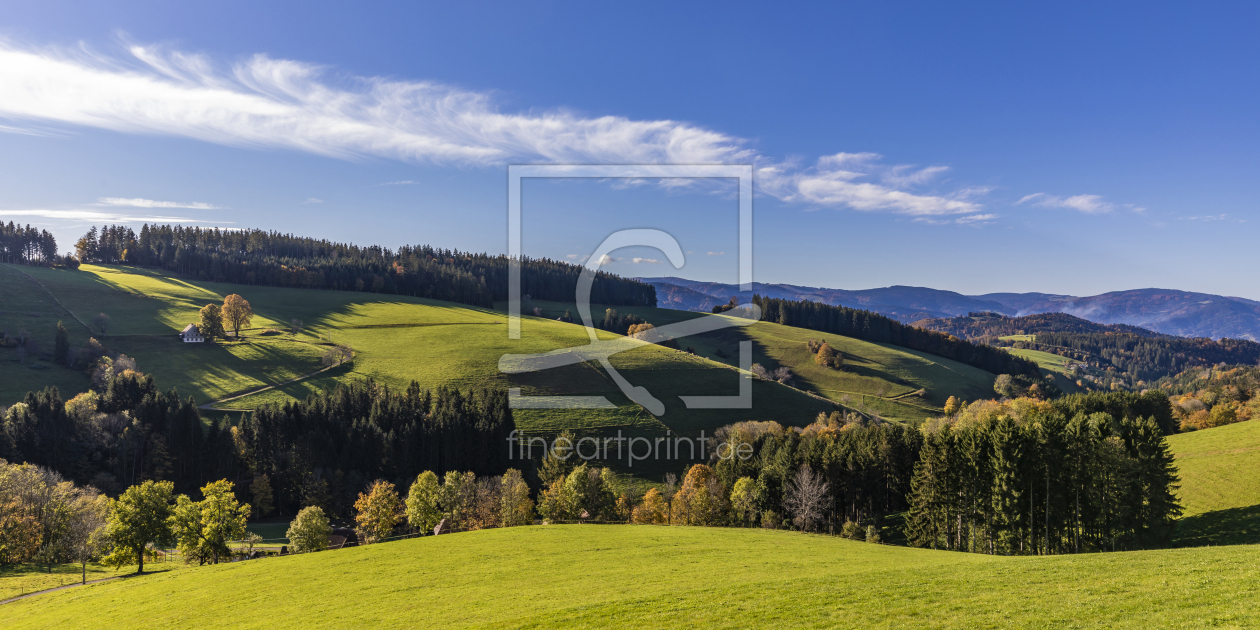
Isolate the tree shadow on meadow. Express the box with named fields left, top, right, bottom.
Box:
left=1174, top=504, right=1260, bottom=547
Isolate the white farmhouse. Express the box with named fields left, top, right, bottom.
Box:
left=181, top=323, right=204, bottom=343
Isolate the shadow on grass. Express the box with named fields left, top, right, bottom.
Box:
left=1175, top=504, right=1260, bottom=547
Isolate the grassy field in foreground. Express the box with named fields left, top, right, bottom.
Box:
left=1168, top=420, right=1260, bottom=546
left=2, top=526, right=1257, bottom=629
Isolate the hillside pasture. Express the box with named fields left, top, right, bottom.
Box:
left=0, top=265, right=92, bottom=401
left=3, top=265, right=837, bottom=474
left=1168, top=420, right=1260, bottom=546
left=525, top=300, right=999, bottom=424
left=1, top=526, right=1256, bottom=629
left=1004, top=347, right=1083, bottom=394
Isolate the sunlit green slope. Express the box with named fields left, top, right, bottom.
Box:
left=1, top=526, right=1256, bottom=629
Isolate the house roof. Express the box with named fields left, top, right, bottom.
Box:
left=182, top=323, right=200, bottom=334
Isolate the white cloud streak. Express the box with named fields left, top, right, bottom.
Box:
left=1018, top=192, right=1115, bottom=214
left=97, top=197, right=221, bottom=209
left=758, top=154, right=984, bottom=216
left=0, top=208, right=204, bottom=222
left=630, top=257, right=661, bottom=264
left=0, top=39, right=1009, bottom=221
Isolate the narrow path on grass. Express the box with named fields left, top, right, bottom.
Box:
left=198, top=359, right=350, bottom=411
left=0, top=577, right=119, bottom=605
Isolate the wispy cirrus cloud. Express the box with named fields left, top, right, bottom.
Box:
left=1018, top=192, right=1115, bottom=214
left=0, top=208, right=205, bottom=222
left=97, top=197, right=222, bottom=209
left=630, top=257, right=661, bottom=264
left=758, top=153, right=985, bottom=216
left=914, top=213, right=999, bottom=226
left=0, top=40, right=751, bottom=166
left=0, top=38, right=1011, bottom=222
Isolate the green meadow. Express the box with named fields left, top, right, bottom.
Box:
left=0, top=265, right=838, bottom=471
left=0, top=265, right=92, bottom=399
left=1168, top=420, right=1260, bottom=546
left=1004, top=347, right=1083, bottom=394
left=526, top=299, right=998, bottom=423
left=2, top=525, right=1256, bottom=629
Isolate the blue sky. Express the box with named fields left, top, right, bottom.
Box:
left=1, top=1, right=1258, bottom=298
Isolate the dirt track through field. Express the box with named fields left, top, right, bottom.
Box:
left=0, top=577, right=119, bottom=605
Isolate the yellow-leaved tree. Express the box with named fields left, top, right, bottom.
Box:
left=355, top=480, right=403, bottom=544
left=221, top=294, right=253, bottom=338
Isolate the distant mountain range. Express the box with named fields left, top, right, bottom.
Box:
left=640, top=277, right=1260, bottom=341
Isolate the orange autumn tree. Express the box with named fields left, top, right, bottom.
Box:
left=354, top=480, right=403, bottom=544
left=669, top=464, right=728, bottom=526
left=631, top=488, right=668, bottom=525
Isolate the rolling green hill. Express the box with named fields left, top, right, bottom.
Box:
left=0, top=265, right=92, bottom=398
left=2, top=264, right=997, bottom=430
left=1, top=265, right=840, bottom=474
left=526, top=300, right=1000, bottom=423
left=1168, top=420, right=1260, bottom=546
left=1004, top=347, right=1083, bottom=394
left=1, top=525, right=1256, bottom=628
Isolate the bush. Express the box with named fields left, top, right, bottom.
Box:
left=865, top=525, right=881, bottom=544
left=760, top=510, right=782, bottom=530
left=841, top=520, right=863, bottom=540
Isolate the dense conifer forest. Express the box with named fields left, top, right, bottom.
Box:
left=71, top=224, right=656, bottom=308
left=0, top=376, right=515, bottom=519
left=914, top=312, right=1162, bottom=340
left=914, top=312, right=1260, bottom=388
left=752, top=295, right=1041, bottom=377
left=710, top=389, right=1180, bottom=554
left=0, top=222, right=61, bottom=266
left=1021, top=332, right=1260, bottom=385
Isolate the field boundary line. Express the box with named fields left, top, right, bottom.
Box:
left=0, top=576, right=119, bottom=605
left=199, top=358, right=351, bottom=411
left=2, top=264, right=91, bottom=333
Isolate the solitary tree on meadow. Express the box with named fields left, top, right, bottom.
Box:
left=221, top=294, right=253, bottom=338
left=103, top=480, right=176, bottom=574
left=92, top=312, right=110, bottom=335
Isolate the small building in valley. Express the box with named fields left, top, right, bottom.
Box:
left=181, top=323, right=204, bottom=343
